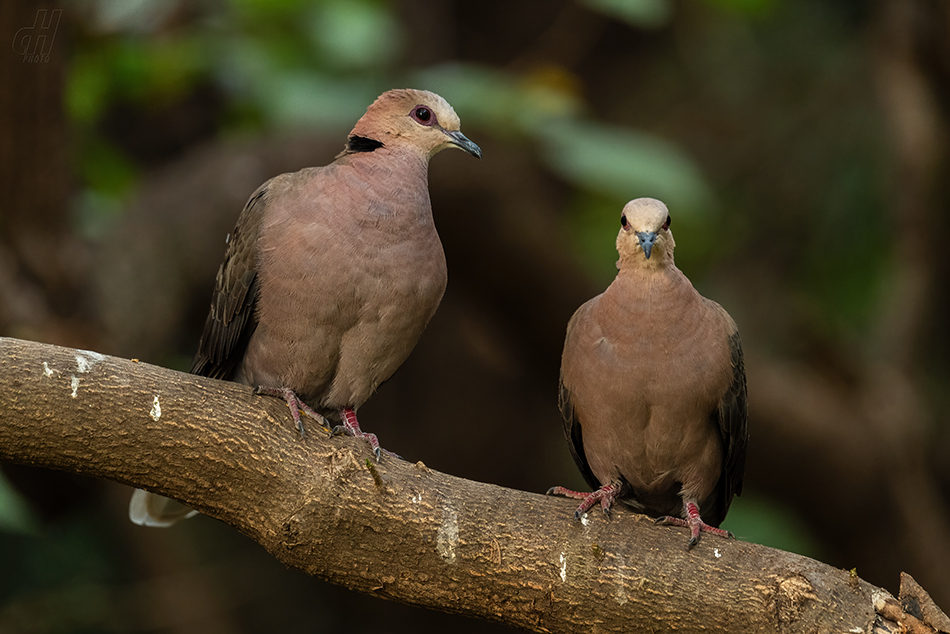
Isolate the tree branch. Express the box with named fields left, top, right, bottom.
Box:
left=1, top=337, right=944, bottom=634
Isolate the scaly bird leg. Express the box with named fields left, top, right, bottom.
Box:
left=655, top=499, right=735, bottom=550
left=253, top=386, right=330, bottom=436
left=334, top=406, right=398, bottom=462
left=547, top=481, right=623, bottom=520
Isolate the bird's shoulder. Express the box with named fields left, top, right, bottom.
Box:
left=698, top=295, right=738, bottom=333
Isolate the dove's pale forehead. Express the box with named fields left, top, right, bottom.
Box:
left=621, top=197, right=670, bottom=230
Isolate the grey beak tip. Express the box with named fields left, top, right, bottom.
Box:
left=462, top=139, right=483, bottom=159
left=446, top=129, right=482, bottom=159
left=636, top=231, right=657, bottom=260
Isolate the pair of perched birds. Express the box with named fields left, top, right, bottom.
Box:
left=131, top=89, right=749, bottom=549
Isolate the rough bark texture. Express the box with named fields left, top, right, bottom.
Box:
left=0, top=336, right=945, bottom=634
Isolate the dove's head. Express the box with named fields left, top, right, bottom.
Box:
left=616, top=198, right=675, bottom=267
left=347, top=89, right=482, bottom=160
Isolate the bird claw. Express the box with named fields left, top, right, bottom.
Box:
left=656, top=501, right=735, bottom=549
left=254, top=386, right=330, bottom=436
left=548, top=482, right=621, bottom=520
left=355, top=433, right=402, bottom=462
left=335, top=407, right=402, bottom=462
left=546, top=486, right=592, bottom=519
left=256, top=397, right=398, bottom=461
left=353, top=429, right=382, bottom=461
left=332, top=424, right=380, bottom=458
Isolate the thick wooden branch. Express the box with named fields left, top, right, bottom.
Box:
left=0, top=337, right=945, bottom=634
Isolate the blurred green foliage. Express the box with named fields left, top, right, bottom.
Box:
left=0, top=509, right=141, bottom=633
left=52, top=0, right=884, bottom=562
left=66, top=0, right=714, bottom=263
left=722, top=494, right=823, bottom=559
left=569, top=0, right=777, bottom=30
left=580, top=0, right=673, bottom=29
left=0, top=473, right=36, bottom=534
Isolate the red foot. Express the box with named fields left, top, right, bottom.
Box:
left=338, top=407, right=396, bottom=462
left=547, top=482, right=623, bottom=519
left=254, top=386, right=329, bottom=436
left=655, top=500, right=734, bottom=549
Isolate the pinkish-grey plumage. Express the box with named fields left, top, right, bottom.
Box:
left=130, top=89, right=480, bottom=527
left=550, top=197, right=747, bottom=548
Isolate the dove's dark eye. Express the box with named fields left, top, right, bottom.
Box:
left=411, top=106, right=436, bottom=126
left=621, top=214, right=629, bottom=229
left=662, top=215, right=671, bottom=230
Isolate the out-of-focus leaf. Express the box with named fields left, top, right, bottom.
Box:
left=580, top=0, right=672, bottom=29
left=419, top=62, right=713, bottom=284
left=417, top=64, right=710, bottom=211
left=307, top=0, right=403, bottom=69
left=214, top=34, right=275, bottom=96
left=414, top=64, right=537, bottom=133
left=230, top=0, right=310, bottom=19
left=701, top=0, right=778, bottom=16
left=212, top=30, right=376, bottom=131
left=68, top=36, right=209, bottom=123
left=721, top=494, right=823, bottom=559
left=254, top=72, right=380, bottom=130
left=74, top=189, right=126, bottom=240
left=73, top=139, right=138, bottom=238
left=414, top=63, right=582, bottom=134
left=141, top=37, right=209, bottom=99
left=78, top=138, right=138, bottom=197
left=83, top=0, right=181, bottom=34
left=541, top=118, right=712, bottom=213
left=0, top=473, right=36, bottom=534
left=67, top=52, right=111, bottom=124
left=561, top=191, right=626, bottom=284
